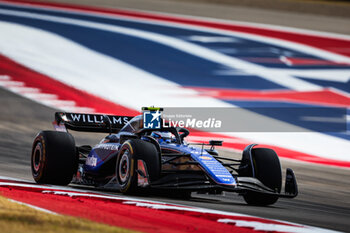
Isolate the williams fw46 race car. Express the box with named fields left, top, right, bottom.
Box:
left=31, top=111, right=298, bottom=206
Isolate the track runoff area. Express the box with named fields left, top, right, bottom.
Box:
left=0, top=0, right=349, bottom=232
left=0, top=176, right=340, bottom=233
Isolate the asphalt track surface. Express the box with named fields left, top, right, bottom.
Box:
left=1, top=87, right=350, bottom=232
left=0, top=0, right=350, bottom=232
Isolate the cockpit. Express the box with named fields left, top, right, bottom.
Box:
left=118, top=115, right=189, bottom=145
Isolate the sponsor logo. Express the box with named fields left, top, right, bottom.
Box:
left=217, top=175, right=234, bottom=178
left=69, top=113, right=129, bottom=125
left=95, top=144, right=119, bottom=150
left=199, top=156, right=212, bottom=160
left=86, top=156, right=97, bottom=167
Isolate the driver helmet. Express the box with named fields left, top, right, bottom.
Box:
left=151, top=131, right=174, bottom=143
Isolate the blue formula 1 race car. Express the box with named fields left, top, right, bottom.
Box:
left=31, top=111, right=298, bottom=206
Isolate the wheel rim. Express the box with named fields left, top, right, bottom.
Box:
left=33, top=142, right=42, bottom=173
left=118, top=149, right=130, bottom=183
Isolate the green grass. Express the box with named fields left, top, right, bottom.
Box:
left=0, top=196, right=139, bottom=233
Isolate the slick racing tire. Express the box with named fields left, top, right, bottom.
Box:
left=243, top=148, right=282, bottom=206
left=31, top=131, right=77, bottom=185
left=116, top=139, right=160, bottom=194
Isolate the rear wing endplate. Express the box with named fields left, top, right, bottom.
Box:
left=54, top=112, right=134, bottom=133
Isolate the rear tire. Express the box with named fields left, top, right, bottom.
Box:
left=116, top=139, right=160, bottom=194
left=243, top=148, right=282, bottom=206
left=31, top=131, right=77, bottom=185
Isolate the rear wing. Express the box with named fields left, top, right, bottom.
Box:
left=54, top=112, right=134, bottom=133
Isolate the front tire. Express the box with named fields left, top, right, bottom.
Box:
left=31, top=131, right=77, bottom=185
left=116, top=139, right=160, bottom=194
left=243, top=148, right=282, bottom=206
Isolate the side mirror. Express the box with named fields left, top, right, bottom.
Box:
left=178, top=127, right=189, bottom=142
left=209, top=140, right=223, bottom=146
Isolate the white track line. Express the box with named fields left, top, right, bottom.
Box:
left=217, top=219, right=338, bottom=233
left=8, top=198, right=59, bottom=215
left=0, top=76, right=94, bottom=113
